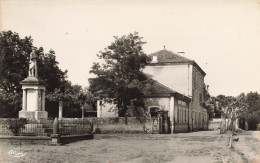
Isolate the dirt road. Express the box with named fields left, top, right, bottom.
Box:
left=231, top=131, right=260, bottom=163
left=0, top=130, right=258, bottom=163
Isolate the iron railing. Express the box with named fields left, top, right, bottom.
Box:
left=58, top=119, right=93, bottom=136
left=0, top=119, right=53, bottom=136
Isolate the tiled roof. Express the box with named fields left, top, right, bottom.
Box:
left=146, top=81, right=177, bottom=96
left=148, top=49, right=206, bottom=76
left=149, top=49, right=192, bottom=63
left=142, top=80, right=191, bottom=101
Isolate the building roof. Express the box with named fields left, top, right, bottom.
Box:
left=149, top=49, right=192, bottom=63
left=145, top=81, right=177, bottom=96
left=148, top=49, right=206, bottom=76
left=142, top=80, right=191, bottom=101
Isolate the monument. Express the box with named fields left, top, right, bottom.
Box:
left=19, top=50, right=48, bottom=120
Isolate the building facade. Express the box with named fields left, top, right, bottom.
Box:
left=142, top=81, right=191, bottom=133
left=97, top=81, right=192, bottom=133
left=144, top=49, right=208, bottom=131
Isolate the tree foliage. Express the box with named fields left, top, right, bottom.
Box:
left=242, top=92, right=260, bottom=125
left=89, top=32, right=152, bottom=116
left=0, top=31, right=33, bottom=117
left=201, top=84, right=215, bottom=119
left=46, top=83, right=96, bottom=118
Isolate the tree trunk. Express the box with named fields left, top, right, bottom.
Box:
left=220, top=114, right=226, bottom=134
left=229, top=118, right=235, bottom=132
left=118, top=101, right=128, bottom=117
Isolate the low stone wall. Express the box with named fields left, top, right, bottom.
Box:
left=63, top=117, right=207, bottom=134
left=174, top=123, right=189, bottom=133
left=94, top=117, right=147, bottom=133
left=62, top=117, right=152, bottom=134
left=208, top=118, right=221, bottom=130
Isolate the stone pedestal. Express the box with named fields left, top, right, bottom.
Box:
left=19, top=110, right=48, bottom=120
left=19, top=76, right=48, bottom=120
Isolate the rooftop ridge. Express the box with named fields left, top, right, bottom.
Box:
left=149, top=49, right=192, bottom=63
left=150, top=49, right=192, bottom=61
left=148, top=49, right=206, bottom=76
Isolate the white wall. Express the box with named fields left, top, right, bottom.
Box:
left=144, top=64, right=191, bottom=96
left=97, top=100, right=118, bottom=117
left=143, top=97, right=171, bottom=112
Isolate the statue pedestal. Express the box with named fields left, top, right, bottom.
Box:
left=19, top=76, right=48, bottom=120
left=19, top=111, right=48, bottom=120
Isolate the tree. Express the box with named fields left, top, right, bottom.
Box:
left=242, top=92, right=260, bottom=130
left=45, top=81, right=96, bottom=118
left=78, top=87, right=96, bottom=118
left=89, top=32, right=152, bottom=116
left=213, top=94, right=248, bottom=133
left=201, top=84, right=215, bottom=119
left=0, top=31, right=68, bottom=117
left=0, top=31, right=33, bottom=117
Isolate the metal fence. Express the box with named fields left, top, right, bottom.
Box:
left=58, top=119, right=93, bottom=136
left=0, top=119, right=53, bottom=137
left=0, top=118, right=94, bottom=137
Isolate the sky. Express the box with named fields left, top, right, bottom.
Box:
left=1, top=0, right=260, bottom=97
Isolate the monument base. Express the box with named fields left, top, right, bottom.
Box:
left=19, top=110, right=48, bottom=120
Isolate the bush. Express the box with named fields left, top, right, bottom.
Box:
left=4, top=118, right=28, bottom=136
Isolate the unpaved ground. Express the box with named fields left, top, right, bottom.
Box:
left=232, top=131, right=260, bottom=163
left=0, top=130, right=258, bottom=163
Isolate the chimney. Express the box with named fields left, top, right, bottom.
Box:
left=177, top=52, right=185, bottom=57
left=151, top=56, right=158, bottom=63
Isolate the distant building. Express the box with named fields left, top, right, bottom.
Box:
left=144, top=49, right=208, bottom=131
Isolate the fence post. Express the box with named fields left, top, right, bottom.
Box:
left=51, top=117, right=61, bottom=145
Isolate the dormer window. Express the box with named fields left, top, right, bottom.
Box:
left=151, top=56, right=158, bottom=63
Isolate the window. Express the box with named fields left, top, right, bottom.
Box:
left=199, top=93, right=203, bottom=103
left=186, top=109, right=189, bottom=123
left=184, top=109, right=186, bottom=122
left=183, top=108, right=186, bottom=122
left=180, top=108, right=182, bottom=122
left=149, top=107, right=160, bottom=117
left=175, top=106, right=178, bottom=122
left=195, top=112, right=197, bottom=124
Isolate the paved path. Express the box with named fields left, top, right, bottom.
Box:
left=0, top=130, right=254, bottom=163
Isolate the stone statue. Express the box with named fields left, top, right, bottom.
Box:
left=28, top=50, right=37, bottom=77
